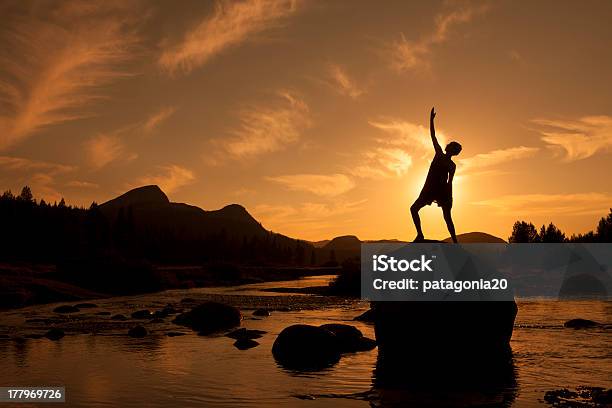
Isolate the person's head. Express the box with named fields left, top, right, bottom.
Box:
left=445, top=141, right=462, bottom=156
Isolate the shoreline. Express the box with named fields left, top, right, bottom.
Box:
left=0, top=262, right=340, bottom=311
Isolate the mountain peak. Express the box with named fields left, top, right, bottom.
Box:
left=220, top=203, right=248, bottom=215
left=101, top=185, right=170, bottom=209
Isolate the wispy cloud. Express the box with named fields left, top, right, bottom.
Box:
left=85, top=134, right=132, bottom=169
left=0, top=155, right=74, bottom=174
left=219, top=91, right=310, bottom=159
left=473, top=192, right=612, bottom=217
left=135, top=164, right=195, bottom=194
left=389, top=3, right=488, bottom=72
left=532, top=116, right=612, bottom=161
left=84, top=106, right=178, bottom=168
left=0, top=1, right=143, bottom=150
left=355, top=118, right=447, bottom=179
left=459, top=146, right=539, bottom=171
left=368, top=119, right=448, bottom=156
left=159, top=0, right=300, bottom=75
left=142, top=107, right=177, bottom=133
left=266, top=173, right=355, bottom=197
left=252, top=199, right=367, bottom=239
left=65, top=180, right=99, bottom=189
left=351, top=148, right=413, bottom=179
left=325, top=64, right=364, bottom=99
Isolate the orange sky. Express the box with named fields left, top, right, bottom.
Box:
left=1, top=0, right=611, bottom=241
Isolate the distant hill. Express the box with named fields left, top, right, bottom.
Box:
left=98, top=185, right=309, bottom=263
left=322, top=235, right=361, bottom=250
left=98, top=187, right=505, bottom=263
left=311, top=239, right=330, bottom=248
left=100, top=185, right=267, bottom=239
left=443, top=232, right=506, bottom=243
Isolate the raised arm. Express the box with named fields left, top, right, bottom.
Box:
left=430, top=107, right=442, bottom=154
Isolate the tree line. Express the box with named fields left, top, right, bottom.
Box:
left=0, top=186, right=323, bottom=266
left=508, top=209, right=612, bottom=243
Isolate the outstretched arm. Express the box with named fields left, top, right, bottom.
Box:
left=430, top=107, right=442, bottom=154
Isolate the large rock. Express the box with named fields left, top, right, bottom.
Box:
left=173, top=302, right=241, bottom=334
left=272, top=324, right=341, bottom=369
left=373, top=301, right=517, bottom=365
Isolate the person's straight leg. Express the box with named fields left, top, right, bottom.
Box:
left=410, top=198, right=426, bottom=241
left=442, top=206, right=457, bottom=243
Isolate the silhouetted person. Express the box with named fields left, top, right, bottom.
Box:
left=411, top=107, right=462, bottom=243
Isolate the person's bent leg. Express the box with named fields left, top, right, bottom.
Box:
left=442, top=206, right=457, bottom=243
left=410, top=199, right=426, bottom=241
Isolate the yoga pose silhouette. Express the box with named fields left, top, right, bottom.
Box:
left=411, top=107, right=462, bottom=243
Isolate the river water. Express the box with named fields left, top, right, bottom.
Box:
left=0, top=276, right=609, bottom=407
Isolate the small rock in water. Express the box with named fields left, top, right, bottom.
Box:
left=128, top=326, right=148, bottom=338
left=564, top=318, right=601, bottom=329
left=45, top=328, right=65, bottom=341
left=111, top=314, right=127, bottom=321
left=173, top=302, right=241, bottom=334
left=253, top=308, right=270, bottom=317
left=226, top=328, right=266, bottom=340
left=53, top=305, right=79, bottom=314
left=75, top=303, right=97, bottom=309
left=95, top=311, right=111, bottom=316
left=131, top=310, right=152, bottom=319
left=234, top=338, right=259, bottom=350
left=166, top=332, right=186, bottom=337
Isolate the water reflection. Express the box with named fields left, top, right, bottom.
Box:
left=371, top=351, right=518, bottom=407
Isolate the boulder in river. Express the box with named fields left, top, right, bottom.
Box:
left=272, top=324, right=341, bottom=370
left=128, top=325, right=148, bottom=338
left=373, top=301, right=517, bottom=367
left=173, top=302, right=241, bottom=334
left=45, top=328, right=65, bottom=341
left=111, top=314, right=127, bottom=321
left=564, top=318, right=601, bottom=329
left=53, top=305, right=79, bottom=314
